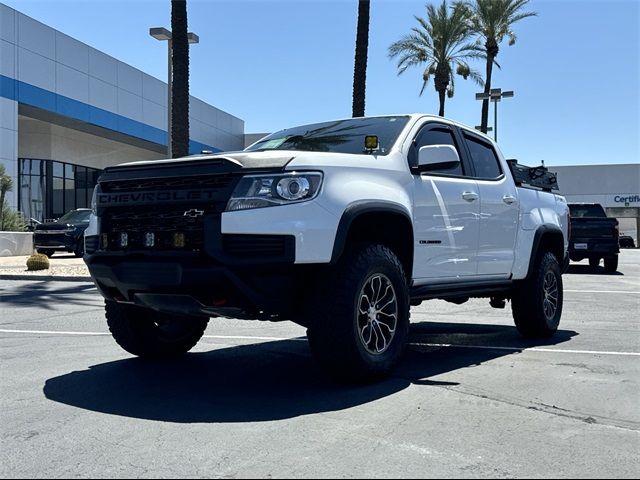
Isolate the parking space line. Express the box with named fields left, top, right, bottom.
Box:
left=1, top=329, right=639, bottom=357
left=565, top=289, right=639, bottom=294
left=409, top=342, right=640, bottom=356
left=0, top=329, right=110, bottom=336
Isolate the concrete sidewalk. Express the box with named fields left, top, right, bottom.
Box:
left=0, top=254, right=91, bottom=282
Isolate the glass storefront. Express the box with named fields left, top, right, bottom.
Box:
left=18, top=158, right=101, bottom=222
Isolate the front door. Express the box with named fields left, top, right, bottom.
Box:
left=411, top=123, right=480, bottom=280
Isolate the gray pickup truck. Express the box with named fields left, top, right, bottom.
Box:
left=568, top=203, right=619, bottom=272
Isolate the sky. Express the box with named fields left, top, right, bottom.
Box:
left=2, top=0, right=639, bottom=166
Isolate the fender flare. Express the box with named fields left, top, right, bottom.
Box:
left=525, top=224, right=565, bottom=279
left=330, top=200, right=413, bottom=264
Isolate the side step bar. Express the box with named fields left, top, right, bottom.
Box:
left=410, top=280, right=513, bottom=302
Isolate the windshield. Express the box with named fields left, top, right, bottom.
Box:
left=58, top=210, right=91, bottom=224
left=245, top=116, right=410, bottom=156
left=569, top=204, right=606, bottom=218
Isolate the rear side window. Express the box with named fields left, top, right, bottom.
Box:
left=410, top=127, right=463, bottom=176
left=569, top=204, right=606, bottom=217
left=464, top=135, right=502, bottom=179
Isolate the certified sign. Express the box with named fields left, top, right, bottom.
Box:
left=614, top=194, right=640, bottom=207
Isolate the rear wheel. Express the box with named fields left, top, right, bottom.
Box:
left=105, top=301, right=208, bottom=358
left=306, top=244, right=410, bottom=383
left=588, top=257, right=600, bottom=269
left=603, top=255, right=618, bottom=273
left=512, top=252, right=563, bottom=338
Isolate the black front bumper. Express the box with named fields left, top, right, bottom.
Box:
left=85, top=243, right=305, bottom=320
left=33, top=233, right=76, bottom=251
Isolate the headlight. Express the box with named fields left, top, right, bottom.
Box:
left=226, top=172, right=323, bottom=211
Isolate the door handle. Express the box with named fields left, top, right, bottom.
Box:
left=502, top=194, right=518, bottom=205
left=462, top=191, right=479, bottom=202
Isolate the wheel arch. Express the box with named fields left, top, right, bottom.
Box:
left=526, top=225, right=565, bottom=279
left=331, top=201, right=414, bottom=278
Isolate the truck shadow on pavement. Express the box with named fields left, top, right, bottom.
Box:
left=43, top=321, right=577, bottom=423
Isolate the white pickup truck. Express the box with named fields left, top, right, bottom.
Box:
left=85, top=114, right=569, bottom=381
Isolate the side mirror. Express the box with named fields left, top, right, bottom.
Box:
left=417, top=145, right=461, bottom=172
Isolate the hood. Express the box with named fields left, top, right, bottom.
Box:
left=111, top=150, right=296, bottom=171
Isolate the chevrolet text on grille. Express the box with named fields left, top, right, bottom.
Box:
left=97, top=189, right=221, bottom=205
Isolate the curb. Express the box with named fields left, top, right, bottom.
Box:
left=0, top=274, right=93, bottom=283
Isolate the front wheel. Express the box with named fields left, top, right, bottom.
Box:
left=512, top=252, right=563, bottom=338
left=105, top=301, right=208, bottom=358
left=306, top=244, right=410, bottom=383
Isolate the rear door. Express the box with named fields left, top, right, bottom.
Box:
left=411, top=122, right=480, bottom=280
left=461, top=131, right=519, bottom=277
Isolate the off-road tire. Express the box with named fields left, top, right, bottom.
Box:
left=589, top=257, right=600, bottom=269
left=306, top=243, right=410, bottom=383
left=512, top=252, right=563, bottom=338
left=105, top=300, right=208, bottom=358
left=603, top=255, right=618, bottom=273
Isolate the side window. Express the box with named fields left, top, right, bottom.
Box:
left=464, top=135, right=503, bottom=179
left=410, top=127, right=463, bottom=176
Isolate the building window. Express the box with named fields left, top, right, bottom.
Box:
left=18, top=158, right=102, bottom=222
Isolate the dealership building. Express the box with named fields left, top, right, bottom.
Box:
left=551, top=164, right=640, bottom=244
left=0, top=3, right=244, bottom=222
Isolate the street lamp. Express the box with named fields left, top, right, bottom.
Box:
left=475, top=88, right=514, bottom=142
left=149, top=27, right=199, bottom=158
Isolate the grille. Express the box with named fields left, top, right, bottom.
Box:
left=102, top=208, right=206, bottom=251
left=101, top=174, right=236, bottom=193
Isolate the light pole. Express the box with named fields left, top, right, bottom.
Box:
left=475, top=88, right=514, bottom=142
left=150, top=27, right=199, bottom=158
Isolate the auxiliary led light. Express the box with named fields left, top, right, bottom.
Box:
left=173, top=232, right=185, bottom=248
left=101, top=233, right=109, bottom=249
left=144, top=232, right=155, bottom=248
left=119, top=232, right=128, bottom=248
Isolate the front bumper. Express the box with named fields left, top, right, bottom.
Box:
left=84, top=249, right=314, bottom=320
left=33, top=233, right=76, bottom=250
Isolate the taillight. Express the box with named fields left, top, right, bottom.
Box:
left=614, top=223, right=619, bottom=239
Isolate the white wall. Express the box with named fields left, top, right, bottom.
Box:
left=0, top=98, right=18, bottom=208
left=0, top=3, right=245, bottom=153
left=0, top=231, right=32, bottom=256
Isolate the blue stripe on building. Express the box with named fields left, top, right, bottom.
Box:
left=0, top=74, right=221, bottom=155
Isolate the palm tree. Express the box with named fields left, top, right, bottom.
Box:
left=389, top=0, right=484, bottom=116
left=461, top=0, right=536, bottom=133
left=171, top=0, right=190, bottom=158
left=0, top=164, right=14, bottom=231
left=352, top=0, right=370, bottom=118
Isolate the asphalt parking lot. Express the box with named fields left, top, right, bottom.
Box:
left=1, top=251, right=639, bottom=478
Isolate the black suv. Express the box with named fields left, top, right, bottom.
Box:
left=33, top=209, right=91, bottom=258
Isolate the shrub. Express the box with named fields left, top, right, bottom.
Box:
left=1, top=204, right=26, bottom=232
left=26, top=253, right=50, bottom=271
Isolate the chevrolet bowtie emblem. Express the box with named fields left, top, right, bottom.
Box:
left=183, top=209, right=205, bottom=218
